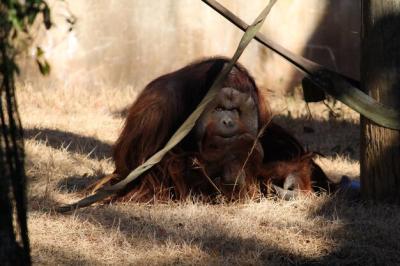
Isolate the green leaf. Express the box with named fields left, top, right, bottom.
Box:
left=8, top=9, right=22, bottom=32
left=36, top=59, right=51, bottom=75
left=36, top=46, right=44, bottom=57
left=27, top=11, right=38, bottom=25
left=42, top=3, right=52, bottom=29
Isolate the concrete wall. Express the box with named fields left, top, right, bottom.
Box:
left=21, top=0, right=360, bottom=93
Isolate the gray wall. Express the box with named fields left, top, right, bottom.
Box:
left=21, top=0, right=360, bottom=94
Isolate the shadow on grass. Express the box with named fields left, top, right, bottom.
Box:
left=23, top=103, right=376, bottom=264
left=111, top=106, right=129, bottom=118
left=24, top=127, right=112, bottom=160
left=33, top=243, right=103, bottom=265
left=29, top=195, right=64, bottom=212
left=60, top=194, right=400, bottom=265
left=306, top=195, right=400, bottom=264
left=272, top=114, right=359, bottom=161
left=68, top=206, right=311, bottom=265
left=56, top=174, right=100, bottom=194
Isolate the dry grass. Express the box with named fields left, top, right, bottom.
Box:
left=20, top=83, right=400, bottom=265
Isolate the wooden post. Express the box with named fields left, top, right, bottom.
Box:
left=360, top=1, right=400, bottom=203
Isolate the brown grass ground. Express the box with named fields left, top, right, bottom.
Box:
left=20, top=84, right=400, bottom=265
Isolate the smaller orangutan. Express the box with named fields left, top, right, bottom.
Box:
left=93, top=57, right=334, bottom=202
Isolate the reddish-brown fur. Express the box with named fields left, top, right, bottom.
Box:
left=98, top=57, right=332, bottom=202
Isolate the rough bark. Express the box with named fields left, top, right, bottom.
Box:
left=0, top=40, right=31, bottom=265
left=361, top=1, right=400, bottom=203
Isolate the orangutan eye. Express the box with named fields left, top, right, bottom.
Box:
left=233, top=107, right=240, bottom=113
left=215, top=106, right=223, bottom=112
left=229, top=107, right=240, bottom=115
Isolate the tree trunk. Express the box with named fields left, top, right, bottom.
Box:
left=0, top=41, right=31, bottom=265
left=360, top=1, right=400, bottom=203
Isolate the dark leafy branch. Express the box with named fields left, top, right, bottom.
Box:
left=0, top=1, right=73, bottom=264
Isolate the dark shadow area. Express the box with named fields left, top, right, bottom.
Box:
left=111, top=106, right=129, bottom=118
left=24, top=128, right=112, bottom=198
left=283, top=0, right=361, bottom=93
left=33, top=243, right=103, bottom=265
left=304, top=1, right=361, bottom=80
left=272, top=114, right=360, bottom=161
left=69, top=206, right=313, bottom=265
left=24, top=127, right=112, bottom=160
left=56, top=174, right=99, bottom=194
left=29, top=195, right=64, bottom=212
left=31, top=179, right=399, bottom=265
left=297, top=5, right=400, bottom=265
left=359, top=11, right=400, bottom=204
left=279, top=0, right=361, bottom=165
left=306, top=194, right=400, bottom=264
left=56, top=193, right=399, bottom=265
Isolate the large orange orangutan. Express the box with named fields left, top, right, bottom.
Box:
left=95, top=57, right=333, bottom=202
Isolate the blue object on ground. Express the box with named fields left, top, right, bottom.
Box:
left=339, top=175, right=360, bottom=192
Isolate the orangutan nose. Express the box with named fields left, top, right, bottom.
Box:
left=222, top=117, right=234, bottom=128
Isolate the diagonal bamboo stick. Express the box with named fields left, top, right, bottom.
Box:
left=56, top=0, right=278, bottom=213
